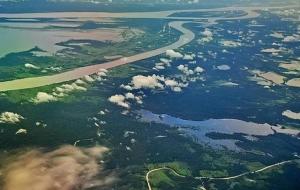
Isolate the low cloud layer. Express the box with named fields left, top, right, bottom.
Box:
left=3, top=145, right=114, bottom=190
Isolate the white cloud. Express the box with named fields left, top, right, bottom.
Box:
left=125, top=92, right=135, bottom=99
left=96, top=68, right=108, bottom=79
left=153, top=58, right=172, bottom=70
left=177, top=65, right=194, bottom=75
left=59, top=83, right=87, bottom=93
left=166, top=49, right=183, bottom=59
left=47, top=66, right=62, bottom=72
left=53, top=81, right=87, bottom=99
left=0, top=112, right=24, bottom=124
left=75, top=79, right=86, bottom=85
left=164, top=79, right=179, bottom=87
left=283, top=35, right=300, bottom=42
left=108, top=94, right=130, bottom=108
left=131, top=75, right=164, bottom=89
left=98, top=110, right=106, bottom=115
left=135, top=96, right=143, bottom=104
left=216, top=65, right=231, bottom=71
left=24, top=63, right=40, bottom=69
left=282, top=110, right=300, bottom=120
left=286, top=78, right=300, bottom=87
left=2, top=145, right=113, bottom=190
left=99, top=68, right=108, bottom=73
left=36, top=121, right=47, bottom=128
left=160, top=58, right=171, bottom=65
left=84, top=75, right=95, bottom=83
left=261, top=48, right=282, bottom=53
left=220, top=40, right=241, bottom=47
left=120, top=84, right=133, bottom=91
left=15, top=128, right=27, bottom=135
left=183, top=54, right=195, bottom=60
left=153, top=65, right=165, bottom=70
left=177, top=64, right=185, bottom=71
left=194, top=66, right=204, bottom=73
left=33, top=92, right=57, bottom=104
left=172, top=86, right=182, bottom=92
left=164, top=79, right=185, bottom=92
left=219, top=81, right=239, bottom=86
left=198, top=28, right=213, bottom=44
left=202, top=29, right=213, bottom=37
left=270, top=32, right=284, bottom=39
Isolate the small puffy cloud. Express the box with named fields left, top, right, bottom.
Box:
left=286, top=78, right=300, bottom=87
left=0, top=112, right=24, bottom=124
left=218, top=81, right=239, bottom=86
left=183, top=54, right=195, bottom=60
left=194, top=66, right=204, bottom=73
left=177, top=65, right=194, bottom=75
left=172, top=86, right=182, bottom=92
left=283, top=35, right=300, bottom=42
left=99, top=68, right=108, bottom=73
left=282, top=110, right=300, bottom=120
left=24, top=63, right=40, bottom=69
left=75, top=79, right=86, bottom=85
left=53, top=81, right=88, bottom=99
left=216, top=65, right=231, bottom=71
left=135, top=96, right=143, bottom=104
left=177, top=64, right=185, bottom=71
left=108, top=94, right=130, bottom=108
left=31, top=77, right=90, bottom=104
left=153, top=58, right=172, bottom=70
left=270, top=32, right=284, bottom=39
left=202, top=29, right=213, bottom=37
left=261, top=48, right=282, bottom=53
left=166, top=49, right=183, bottom=59
left=153, top=65, right=165, bottom=70
left=47, top=66, right=62, bottom=72
left=220, top=40, right=241, bottom=47
left=131, top=75, right=164, bottom=89
left=164, top=79, right=179, bottom=87
left=96, top=69, right=108, bottom=79
left=36, top=121, right=47, bottom=128
left=120, top=84, right=133, bottom=91
left=198, top=28, right=213, bottom=44
left=59, top=83, right=87, bottom=93
left=160, top=58, right=171, bottom=65
left=97, top=71, right=107, bottom=77
left=125, top=92, right=135, bottom=99
left=15, top=128, right=27, bottom=135
left=33, top=92, right=57, bottom=104
left=164, top=79, right=185, bottom=92
left=84, top=75, right=95, bottom=83
left=98, top=110, right=106, bottom=115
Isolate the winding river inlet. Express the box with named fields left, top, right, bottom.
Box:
left=0, top=6, right=289, bottom=91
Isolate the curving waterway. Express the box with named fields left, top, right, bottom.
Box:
left=0, top=6, right=292, bottom=91
left=0, top=21, right=193, bottom=91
